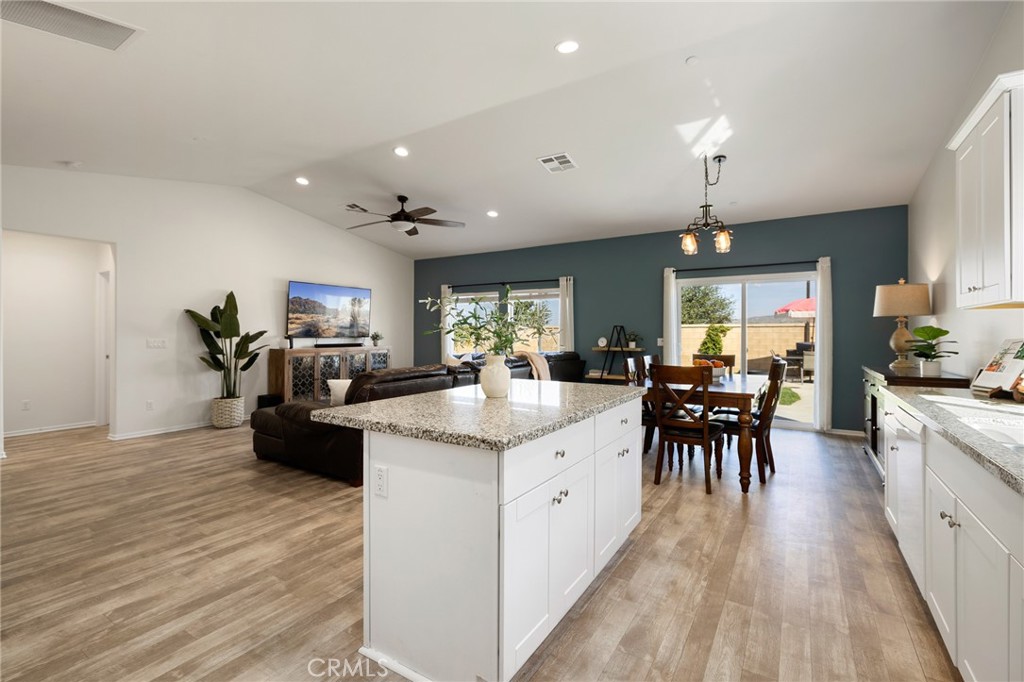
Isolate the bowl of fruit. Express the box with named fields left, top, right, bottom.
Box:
left=693, top=358, right=727, bottom=383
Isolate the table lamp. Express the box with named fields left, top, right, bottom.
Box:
left=873, top=278, right=932, bottom=370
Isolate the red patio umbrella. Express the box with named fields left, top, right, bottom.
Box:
left=774, top=297, right=816, bottom=318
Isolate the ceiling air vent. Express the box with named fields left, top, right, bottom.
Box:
left=537, top=153, right=578, bottom=173
left=1, top=1, right=138, bottom=51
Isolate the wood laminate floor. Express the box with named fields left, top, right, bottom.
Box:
left=0, top=425, right=958, bottom=682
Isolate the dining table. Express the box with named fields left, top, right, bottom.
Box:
left=642, top=373, right=769, bottom=493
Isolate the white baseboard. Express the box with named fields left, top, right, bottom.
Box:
left=827, top=428, right=863, bottom=438
left=4, top=421, right=97, bottom=437
left=108, top=417, right=250, bottom=441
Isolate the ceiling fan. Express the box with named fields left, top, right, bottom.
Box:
left=344, top=195, right=465, bottom=237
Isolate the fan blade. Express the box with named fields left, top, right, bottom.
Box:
left=346, top=220, right=389, bottom=230
left=404, top=226, right=419, bottom=237
left=345, top=203, right=390, bottom=217
left=407, top=206, right=436, bottom=218
left=417, top=218, right=465, bottom=228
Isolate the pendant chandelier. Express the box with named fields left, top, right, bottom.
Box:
left=679, top=154, right=732, bottom=255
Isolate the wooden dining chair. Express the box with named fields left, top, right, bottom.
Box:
left=649, top=364, right=724, bottom=493
left=624, top=358, right=657, bottom=453
left=710, top=358, right=787, bottom=483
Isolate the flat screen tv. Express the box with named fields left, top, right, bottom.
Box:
left=287, top=280, right=371, bottom=339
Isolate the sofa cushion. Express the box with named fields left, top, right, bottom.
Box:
left=250, top=406, right=284, bottom=439
left=275, top=400, right=338, bottom=432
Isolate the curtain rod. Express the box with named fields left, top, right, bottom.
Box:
left=450, top=278, right=559, bottom=289
left=673, top=259, right=819, bottom=274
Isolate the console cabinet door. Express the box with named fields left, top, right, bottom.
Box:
left=925, top=467, right=958, bottom=658
left=501, top=481, right=552, bottom=680
left=548, top=458, right=594, bottom=623
left=956, top=500, right=1010, bottom=682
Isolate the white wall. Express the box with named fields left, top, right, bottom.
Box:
left=908, top=2, right=1024, bottom=378
left=1, top=165, right=414, bottom=439
left=2, top=231, right=110, bottom=434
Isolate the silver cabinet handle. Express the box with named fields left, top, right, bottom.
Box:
left=890, top=445, right=898, bottom=452
left=561, top=488, right=569, bottom=498
left=884, top=411, right=894, bottom=416
left=620, top=417, right=629, bottom=425
left=555, top=449, right=565, bottom=459
left=939, top=510, right=959, bottom=527
left=552, top=492, right=563, bottom=505
left=947, top=518, right=960, bottom=528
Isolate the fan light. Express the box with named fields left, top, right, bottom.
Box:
left=393, top=146, right=409, bottom=157
left=391, top=220, right=415, bottom=232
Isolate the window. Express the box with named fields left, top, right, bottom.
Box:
left=448, top=287, right=563, bottom=355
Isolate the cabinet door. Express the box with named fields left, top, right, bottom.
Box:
left=977, top=92, right=1010, bottom=305
left=925, top=467, right=957, bottom=658
left=957, top=127, right=982, bottom=307
left=883, top=415, right=899, bottom=536
left=957, top=501, right=1010, bottom=682
left=501, top=481, right=552, bottom=680
left=894, top=409, right=925, bottom=591
left=617, top=428, right=641, bottom=538
left=1010, top=556, right=1023, bottom=682
left=594, top=438, right=620, bottom=574
left=549, top=458, right=594, bottom=623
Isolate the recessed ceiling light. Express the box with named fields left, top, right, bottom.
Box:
left=295, top=177, right=310, bottom=186
left=555, top=40, right=579, bottom=55
left=685, top=55, right=699, bottom=66
left=393, top=146, right=409, bottom=157
left=486, top=210, right=499, bottom=218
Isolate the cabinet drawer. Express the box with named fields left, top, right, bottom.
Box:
left=501, top=418, right=594, bottom=504
left=594, top=399, right=642, bottom=449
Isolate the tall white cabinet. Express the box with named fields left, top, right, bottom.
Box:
left=949, top=71, right=1024, bottom=308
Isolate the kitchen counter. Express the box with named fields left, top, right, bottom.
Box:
left=311, top=379, right=646, bottom=451
left=885, top=386, right=1024, bottom=494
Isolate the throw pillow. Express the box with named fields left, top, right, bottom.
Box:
left=444, top=354, right=467, bottom=367
left=327, top=379, right=353, bottom=406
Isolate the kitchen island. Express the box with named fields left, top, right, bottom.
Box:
left=313, top=379, right=645, bottom=682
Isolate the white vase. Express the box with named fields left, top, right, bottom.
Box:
left=211, top=396, right=245, bottom=428
left=920, top=360, right=942, bottom=377
left=480, top=354, right=511, bottom=398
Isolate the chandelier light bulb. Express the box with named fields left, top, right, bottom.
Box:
left=680, top=230, right=699, bottom=255
left=714, top=228, right=732, bottom=253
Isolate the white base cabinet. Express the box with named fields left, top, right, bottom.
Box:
left=361, top=398, right=642, bottom=682
left=1011, top=557, right=1024, bottom=682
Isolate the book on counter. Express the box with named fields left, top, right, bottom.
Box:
left=971, top=338, right=1024, bottom=396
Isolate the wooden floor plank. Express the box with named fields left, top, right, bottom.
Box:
left=1, top=425, right=961, bottom=681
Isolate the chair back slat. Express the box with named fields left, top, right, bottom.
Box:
left=623, top=357, right=640, bottom=386
left=649, top=364, right=713, bottom=436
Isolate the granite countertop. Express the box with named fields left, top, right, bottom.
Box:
left=884, top=386, right=1024, bottom=495
left=311, top=379, right=646, bottom=451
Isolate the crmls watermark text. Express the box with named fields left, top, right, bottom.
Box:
left=307, top=657, right=388, bottom=678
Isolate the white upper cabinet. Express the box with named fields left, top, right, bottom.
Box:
left=949, top=72, right=1023, bottom=309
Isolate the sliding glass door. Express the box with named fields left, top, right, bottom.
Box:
left=679, top=272, right=817, bottom=428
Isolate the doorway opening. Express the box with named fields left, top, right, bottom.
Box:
left=678, top=271, right=817, bottom=429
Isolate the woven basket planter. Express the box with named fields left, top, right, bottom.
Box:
left=211, top=397, right=245, bottom=429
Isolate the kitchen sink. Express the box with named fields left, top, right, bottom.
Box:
left=919, top=394, right=1024, bottom=449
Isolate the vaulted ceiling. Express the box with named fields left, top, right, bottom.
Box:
left=1, top=2, right=1009, bottom=258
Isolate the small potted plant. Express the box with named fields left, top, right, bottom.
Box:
left=185, top=291, right=267, bottom=428
left=370, top=331, right=383, bottom=347
left=907, top=325, right=958, bottom=377
left=423, top=287, right=553, bottom=398
left=625, top=330, right=643, bottom=349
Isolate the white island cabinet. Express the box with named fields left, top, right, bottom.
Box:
left=313, top=380, right=644, bottom=682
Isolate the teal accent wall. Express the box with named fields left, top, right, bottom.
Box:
left=415, top=205, right=909, bottom=431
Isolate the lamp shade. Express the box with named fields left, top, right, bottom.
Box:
left=873, top=280, right=931, bottom=317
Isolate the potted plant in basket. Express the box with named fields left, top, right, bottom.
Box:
left=423, top=287, right=553, bottom=398
left=185, top=291, right=267, bottom=428
left=907, top=325, right=958, bottom=377
left=370, top=331, right=383, bottom=347
left=625, top=330, right=643, bottom=349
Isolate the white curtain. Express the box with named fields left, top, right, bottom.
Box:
left=440, top=283, right=454, bottom=360
left=558, top=276, right=574, bottom=351
left=815, top=257, right=833, bottom=431
left=662, top=267, right=680, bottom=365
